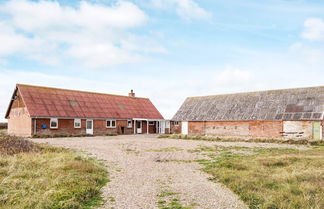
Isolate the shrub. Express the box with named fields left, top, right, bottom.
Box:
left=0, top=135, right=39, bottom=155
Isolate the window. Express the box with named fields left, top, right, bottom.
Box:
left=50, top=118, right=58, bottom=129
left=173, top=121, right=179, bottom=126
left=149, top=121, right=155, bottom=125
left=127, top=120, right=132, bottom=128
left=106, top=120, right=116, bottom=128
left=74, top=119, right=81, bottom=128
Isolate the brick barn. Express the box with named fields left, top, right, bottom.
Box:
left=5, top=84, right=165, bottom=137
left=171, top=86, right=324, bottom=140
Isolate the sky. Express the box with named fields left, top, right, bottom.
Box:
left=0, top=0, right=324, bottom=122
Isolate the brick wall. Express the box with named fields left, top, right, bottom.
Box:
left=33, top=119, right=136, bottom=136
left=249, top=121, right=283, bottom=138
left=170, top=121, right=181, bottom=134
left=189, top=121, right=250, bottom=136
left=8, top=107, right=32, bottom=136
left=7, top=91, right=32, bottom=137
left=183, top=120, right=285, bottom=139
left=33, top=119, right=87, bottom=135
left=171, top=120, right=322, bottom=140
left=148, top=121, right=157, bottom=134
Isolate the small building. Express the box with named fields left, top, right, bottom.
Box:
left=5, top=84, right=165, bottom=137
left=171, top=86, right=324, bottom=140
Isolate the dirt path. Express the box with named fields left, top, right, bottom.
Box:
left=31, top=135, right=306, bottom=209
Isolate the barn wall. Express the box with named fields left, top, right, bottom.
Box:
left=184, top=120, right=317, bottom=139
left=282, top=121, right=313, bottom=139
left=170, top=121, right=182, bottom=134
left=8, top=107, right=32, bottom=137
left=249, top=121, right=283, bottom=138
left=188, top=121, right=250, bottom=136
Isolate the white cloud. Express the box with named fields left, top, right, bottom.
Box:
left=213, top=67, right=253, bottom=85
left=151, top=0, right=211, bottom=20
left=0, top=0, right=165, bottom=67
left=302, top=18, right=324, bottom=41
left=290, top=42, right=324, bottom=64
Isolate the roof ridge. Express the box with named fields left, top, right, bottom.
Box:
left=187, top=85, right=324, bottom=99
left=16, top=83, right=149, bottom=100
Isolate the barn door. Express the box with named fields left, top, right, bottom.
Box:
left=181, top=121, right=188, bottom=135
left=312, top=122, right=322, bottom=140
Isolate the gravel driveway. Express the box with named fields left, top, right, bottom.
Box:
left=31, top=135, right=306, bottom=209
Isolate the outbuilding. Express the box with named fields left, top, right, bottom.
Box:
left=171, top=86, right=324, bottom=140
left=5, top=84, right=165, bottom=137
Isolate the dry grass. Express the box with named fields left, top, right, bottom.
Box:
left=0, top=135, right=108, bottom=209
left=0, top=135, right=39, bottom=155
left=159, top=134, right=324, bottom=145
left=0, top=129, right=7, bottom=136
left=196, top=146, right=324, bottom=209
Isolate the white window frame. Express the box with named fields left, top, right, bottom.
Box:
left=106, top=119, right=116, bottom=128
left=50, top=118, right=58, bottom=129
left=74, top=119, right=81, bottom=129
left=149, top=121, right=155, bottom=125
left=127, top=120, right=132, bottom=128
left=173, top=121, right=179, bottom=126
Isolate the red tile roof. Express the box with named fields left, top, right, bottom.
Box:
left=9, top=84, right=164, bottom=119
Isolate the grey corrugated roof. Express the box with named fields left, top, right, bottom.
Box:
left=172, top=86, right=324, bottom=121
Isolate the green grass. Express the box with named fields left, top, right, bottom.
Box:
left=196, top=146, right=324, bottom=209
left=157, top=198, right=192, bottom=209
left=158, top=190, right=178, bottom=198
left=0, top=135, right=108, bottom=209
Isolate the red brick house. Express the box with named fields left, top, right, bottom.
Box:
left=5, top=84, right=164, bottom=137
left=171, top=86, right=324, bottom=140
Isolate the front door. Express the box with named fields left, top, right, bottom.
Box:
left=86, top=119, right=93, bottom=135
left=160, top=121, right=165, bottom=134
left=313, top=122, right=322, bottom=140
left=181, top=121, right=188, bottom=135
left=136, top=121, right=142, bottom=134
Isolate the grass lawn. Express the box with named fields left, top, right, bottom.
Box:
left=194, top=145, right=324, bottom=209
left=0, top=135, right=108, bottom=209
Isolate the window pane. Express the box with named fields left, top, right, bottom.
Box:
left=107, top=120, right=110, bottom=127
left=87, top=121, right=92, bottom=129
left=74, top=119, right=81, bottom=128
left=112, top=120, right=116, bottom=127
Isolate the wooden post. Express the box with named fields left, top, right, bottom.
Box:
left=147, top=120, right=149, bottom=134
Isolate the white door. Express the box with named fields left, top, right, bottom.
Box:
left=136, top=121, right=142, bottom=134
left=181, top=121, right=188, bottom=135
left=86, top=119, right=93, bottom=135
left=160, top=121, right=165, bottom=134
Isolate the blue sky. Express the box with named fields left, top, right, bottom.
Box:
left=0, top=0, right=324, bottom=121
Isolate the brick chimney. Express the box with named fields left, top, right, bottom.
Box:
left=128, top=89, right=135, bottom=97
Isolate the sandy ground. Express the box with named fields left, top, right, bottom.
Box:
left=31, top=135, right=306, bottom=209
